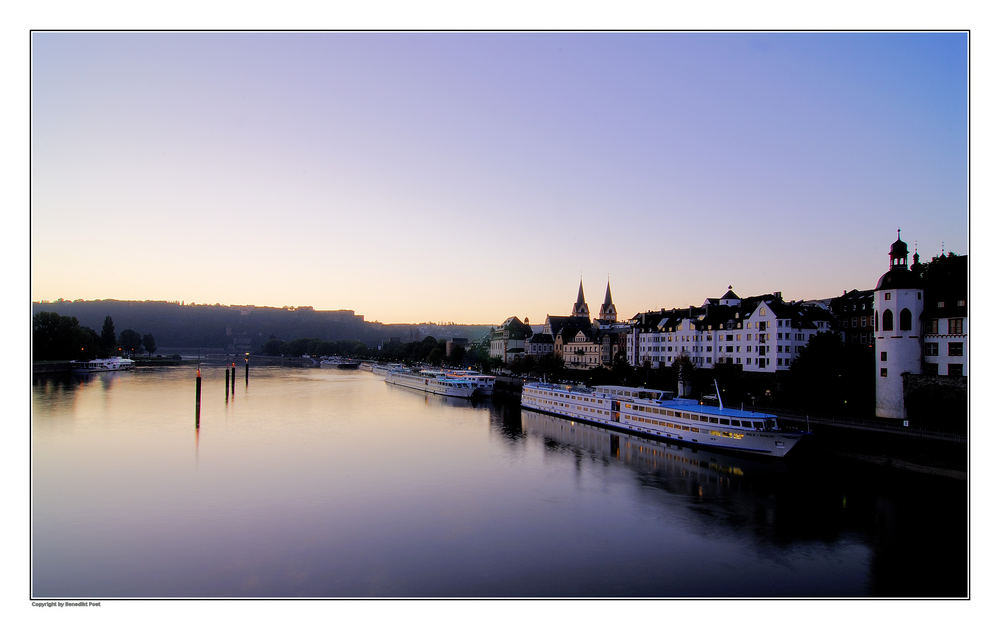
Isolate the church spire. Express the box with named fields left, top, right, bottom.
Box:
left=598, top=278, right=617, bottom=323
left=572, top=278, right=590, bottom=319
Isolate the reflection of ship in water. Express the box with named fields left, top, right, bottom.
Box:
left=405, top=390, right=485, bottom=410
left=520, top=409, right=786, bottom=491
left=488, top=399, right=527, bottom=442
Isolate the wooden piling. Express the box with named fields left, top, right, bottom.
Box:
left=225, top=368, right=230, bottom=401
left=195, top=368, right=202, bottom=427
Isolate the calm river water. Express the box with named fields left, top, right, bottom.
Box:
left=31, top=367, right=967, bottom=598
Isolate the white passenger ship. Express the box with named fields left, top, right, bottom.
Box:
left=385, top=368, right=482, bottom=398
left=70, top=357, right=136, bottom=373
left=371, top=363, right=402, bottom=376
left=445, top=370, right=495, bottom=397
left=521, top=382, right=804, bottom=457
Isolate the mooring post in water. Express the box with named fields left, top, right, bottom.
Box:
left=195, top=367, right=202, bottom=427
left=231, top=363, right=236, bottom=394
left=244, top=353, right=249, bottom=385
left=225, top=367, right=230, bottom=401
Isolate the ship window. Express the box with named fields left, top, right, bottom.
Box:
left=719, top=419, right=730, bottom=426
left=709, top=418, right=718, bottom=424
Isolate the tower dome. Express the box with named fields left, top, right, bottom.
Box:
left=877, top=230, right=919, bottom=290
left=889, top=232, right=908, bottom=264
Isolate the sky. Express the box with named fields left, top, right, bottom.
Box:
left=30, top=31, right=968, bottom=324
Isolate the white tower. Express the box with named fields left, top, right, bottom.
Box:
left=874, top=232, right=924, bottom=420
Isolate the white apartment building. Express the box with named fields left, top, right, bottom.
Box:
left=626, top=290, right=833, bottom=373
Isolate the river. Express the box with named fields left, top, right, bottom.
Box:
left=30, top=366, right=967, bottom=597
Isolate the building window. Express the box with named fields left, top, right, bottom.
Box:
left=882, top=309, right=894, bottom=332
left=885, top=293, right=891, bottom=300
left=880, top=368, right=888, bottom=377
left=948, top=363, right=964, bottom=377
left=880, top=351, right=887, bottom=362
left=948, top=342, right=963, bottom=356
left=948, top=319, right=964, bottom=335
left=900, top=308, right=912, bottom=331
left=925, top=343, right=939, bottom=356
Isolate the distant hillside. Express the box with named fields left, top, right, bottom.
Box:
left=31, top=300, right=492, bottom=353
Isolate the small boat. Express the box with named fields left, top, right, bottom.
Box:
left=70, top=357, right=136, bottom=373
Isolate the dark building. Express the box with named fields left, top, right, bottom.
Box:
left=829, top=289, right=876, bottom=348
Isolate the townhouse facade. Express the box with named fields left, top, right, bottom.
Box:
left=488, top=316, right=533, bottom=363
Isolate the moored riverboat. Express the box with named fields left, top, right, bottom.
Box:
left=70, top=357, right=136, bottom=373
left=371, top=363, right=402, bottom=376
left=521, top=382, right=804, bottom=457
left=320, top=357, right=361, bottom=369
left=384, top=368, right=480, bottom=398
left=445, top=370, right=495, bottom=397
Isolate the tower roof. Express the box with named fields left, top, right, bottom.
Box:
left=603, top=280, right=613, bottom=306
left=890, top=238, right=908, bottom=259
left=876, top=268, right=920, bottom=290
left=572, top=279, right=590, bottom=318
left=720, top=285, right=740, bottom=300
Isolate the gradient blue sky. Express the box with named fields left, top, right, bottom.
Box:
left=31, top=32, right=968, bottom=323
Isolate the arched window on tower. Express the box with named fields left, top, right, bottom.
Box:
left=882, top=309, right=894, bottom=332
left=900, top=308, right=912, bottom=331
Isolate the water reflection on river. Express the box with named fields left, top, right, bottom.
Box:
left=31, top=367, right=966, bottom=598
